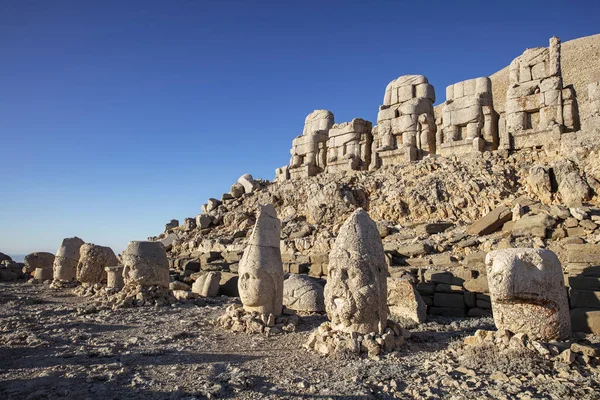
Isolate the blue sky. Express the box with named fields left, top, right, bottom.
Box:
left=1, top=0, right=599, bottom=256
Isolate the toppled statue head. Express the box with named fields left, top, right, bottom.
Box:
left=324, top=208, right=388, bottom=334
left=237, top=204, right=284, bottom=316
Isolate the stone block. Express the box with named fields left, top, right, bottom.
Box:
left=433, top=293, right=465, bottom=309
left=416, top=282, right=435, bottom=295
left=435, top=284, right=463, bottom=293
left=464, top=292, right=477, bottom=308
left=571, top=308, right=600, bottom=333
left=476, top=299, right=492, bottom=309
left=568, top=276, right=600, bottom=291
left=463, top=276, right=489, bottom=293
left=566, top=244, right=600, bottom=264
left=468, top=308, right=492, bottom=317
left=466, top=206, right=512, bottom=236
left=395, top=243, right=433, bottom=257
left=511, top=213, right=556, bottom=238
left=569, top=289, right=600, bottom=309
left=218, top=272, right=239, bottom=297
left=415, top=222, right=454, bottom=234
left=429, top=307, right=466, bottom=317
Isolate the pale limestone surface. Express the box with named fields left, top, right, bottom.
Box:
left=53, top=237, right=85, bottom=282
left=387, top=277, right=426, bottom=328
left=371, top=75, right=436, bottom=168
left=485, top=248, right=571, bottom=341
left=122, top=241, right=170, bottom=288
left=192, top=271, right=221, bottom=297
left=237, top=204, right=284, bottom=316
left=504, top=37, right=576, bottom=150
left=288, top=110, right=334, bottom=179
left=325, top=118, right=373, bottom=174
left=105, top=266, right=125, bottom=290
left=438, top=77, right=498, bottom=156
left=325, top=208, right=388, bottom=334
left=283, top=274, right=325, bottom=313
left=238, top=174, right=257, bottom=194
left=23, top=252, right=55, bottom=275
left=77, top=243, right=118, bottom=284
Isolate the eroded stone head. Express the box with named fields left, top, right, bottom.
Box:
left=325, top=208, right=388, bottom=334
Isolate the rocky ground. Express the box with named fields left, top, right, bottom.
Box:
left=1, top=282, right=599, bottom=400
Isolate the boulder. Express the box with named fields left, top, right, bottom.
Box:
left=387, top=277, right=426, bottom=328
left=467, top=206, right=512, bottom=236
left=53, top=237, right=85, bottom=281
left=160, top=233, right=179, bottom=251
left=283, top=274, right=325, bottom=312
left=237, top=174, right=257, bottom=194
left=24, top=252, right=55, bottom=276
left=196, top=214, right=213, bottom=229
left=77, top=244, right=118, bottom=284
left=230, top=183, right=245, bottom=199
left=192, top=271, right=221, bottom=297
left=0, top=252, right=13, bottom=264
left=122, top=241, right=169, bottom=288
left=105, top=266, right=125, bottom=290
left=182, top=218, right=196, bottom=231
left=164, top=219, right=179, bottom=232
left=486, top=248, right=571, bottom=341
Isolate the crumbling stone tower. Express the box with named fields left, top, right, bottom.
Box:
left=370, top=75, right=436, bottom=169
left=437, top=77, right=499, bottom=156
left=503, top=37, right=577, bottom=150
left=288, top=109, right=334, bottom=179
left=325, top=118, right=373, bottom=174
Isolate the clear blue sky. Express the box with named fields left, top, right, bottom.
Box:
left=1, top=0, right=599, bottom=256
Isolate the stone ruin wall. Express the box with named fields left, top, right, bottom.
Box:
left=277, top=37, right=600, bottom=181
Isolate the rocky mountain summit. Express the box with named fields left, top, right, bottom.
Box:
left=2, top=34, right=600, bottom=399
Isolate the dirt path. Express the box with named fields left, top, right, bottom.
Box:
left=1, top=282, right=599, bottom=399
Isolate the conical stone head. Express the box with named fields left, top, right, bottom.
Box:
left=238, top=204, right=284, bottom=316
left=325, top=208, right=388, bottom=334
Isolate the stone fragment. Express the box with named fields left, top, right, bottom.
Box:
left=387, top=278, right=426, bottom=328
left=230, top=182, right=245, bottom=198
left=196, top=214, right=213, bottom=229
left=164, top=219, right=179, bottom=232
left=466, top=206, right=512, bottom=236
left=237, top=204, right=284, bottom=315
left=160, top=233, right=179, bottom=251
left=23, top=252, right=55, bottom=276
left=122, top=241, right=170, bottom=288
left=237, top=174, right=257, bottom=194
left=283, top=274, right=325, bottom=313
left=182, top=218, right=196, bottom=231
left=486, top=248, right=571, bottom=340
left=77, top=244, right=118, bottom=284
left=511, top=213, right=556, bottom=238
left=53, top=237, right=85, bottom=282
left=325, top=209, right=388, bottom=334
left=192, top=271, right=221, bottom=297
left=105, top=266, right=125, bottom=290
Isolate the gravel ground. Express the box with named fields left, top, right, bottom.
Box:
left=1, top=282, right=599, bottom=399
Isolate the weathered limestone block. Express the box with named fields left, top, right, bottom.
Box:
left=580, top=82, right=600, bottom=133
left=76, top=244, right=118, bottom=284
left=528, top=166, right=553, bottom=204
left=237, top=204, right=284, bottom=316
left=466, top=206, right=512, bottom=236
left=503, top=37, right=576, bottom=151
left=182, top=218, right=196, bottom=231
left=192, top=271, right=221, bottom=297
left=288, top=110, right=334, bottom=179
left=23, top=252, right=55, bottom=276
left=33, top=267, right=53, bottom=281
left=387, top=277, right=426, bottom=328
left=438, top=77, right=498, bottom=156
left=486, top=248, right=571, bottom=341
left=325, top=118, right=373, bottom=173
left=325, top=209, right=388, bottom=334
left=511, top=213, right=556, bottom=238
left=53, top=237, right=85, bottom=282
left=371, top=75, right=436, bottom=169
left=283, top=274, right=325, bottom=313
left=160, top=232, right=179, bottom=251
left=229, top=182, right=245, bottom=198
left=237, top=174, right=257, bottom=194
left=105, top=266, right=125, bottom=290
left=165, top=219, right=179, bottom=232
left=122, top=241, right=170, bottom=288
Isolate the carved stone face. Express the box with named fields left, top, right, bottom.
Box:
left=324, top=209, right=388, bottom=334
left=238, top=268, right=275, bottom=309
